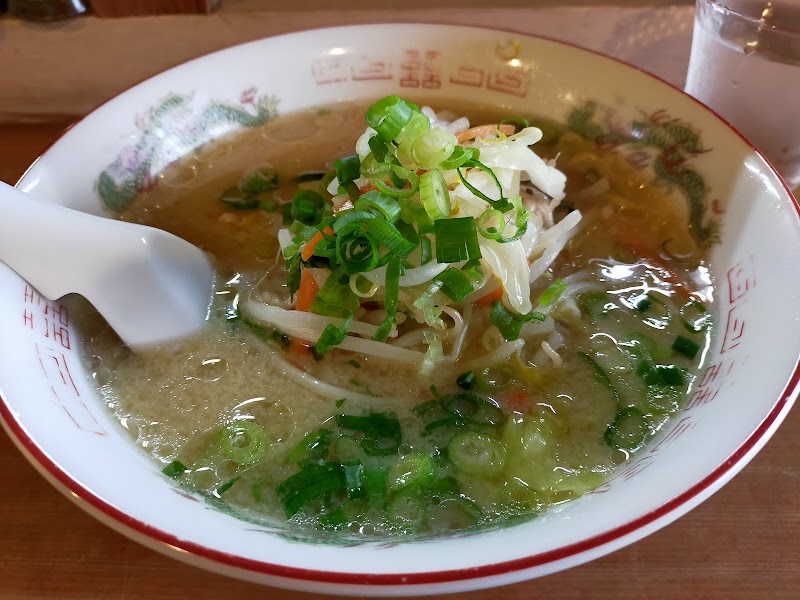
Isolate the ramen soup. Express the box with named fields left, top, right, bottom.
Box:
left=78, top=97, right=714, bottom=539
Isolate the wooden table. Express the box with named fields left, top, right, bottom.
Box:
left=1, top=120, right=799, bottom=600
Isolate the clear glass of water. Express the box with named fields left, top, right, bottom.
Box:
left=685, top=0, right=800, bottom=190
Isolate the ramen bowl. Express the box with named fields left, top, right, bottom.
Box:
left=1, top=24, right=798, bottom=596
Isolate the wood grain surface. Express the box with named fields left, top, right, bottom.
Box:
left=0, top=119, right=798, bottom=600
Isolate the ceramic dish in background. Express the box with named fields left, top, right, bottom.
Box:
left=0, top=24, right=798, bottom=596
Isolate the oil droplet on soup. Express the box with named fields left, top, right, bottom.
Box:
left=76, top=100, right=714, bottom=541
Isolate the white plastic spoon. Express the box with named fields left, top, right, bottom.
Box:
left=0, top=181, right=215, bottom=350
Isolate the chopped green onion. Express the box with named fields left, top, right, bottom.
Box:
left=339, top=180, right=360, bottom=201
left=680, top=300, right=712, bottom=333
left=276, top=462, right=345, bottom=517
left=366, top=96, right=416, bottom=141
left=375, top=259, right=401, bottom=342
left=387, top=452, right=436, bottom=491
left=579, top=351, right=622, bottom=405
left=286, top=428, right=333, bottom=464
left=315, top=313, right=354, bottom=354
left=456, top=162, right=513, bottom=213
left=499, top=117, right=530, bottom=133
left=440, top=393, right=504, bottom=426
left=373, top=165, right=420, bottom=199
left=337, top=412, right=402, bottom=456
left=539, top=279, right=567, bottom=307
left=162, top=460, right=187, bottom=478
left=368, top=135, right=388, bottom=162
left=290, top=190, right=326, bottom=225
left=293, top=171, right=326, bottom=183
left=448, top=431, right=507, bottom=477
left=239, top=166, right=279, bottom=195
left=477, top=208, right=505, bottom=240
left=434, top=217, right=482, bottom=263
left=604, top=407, right=648, bottom=451
left=365, top=218, right=417, bottom=257
left=439, top=146, right=480, bottom=170
left=258, top=198, right=279, bottom=212
left=216, top=421, right=271, bottom=466
left=355, top=190, right=401, bottom=223
left=331, top=210, right=375, bottom=233
left=334, top=223, right=381, bottom=275
left=456, top=371, right=476, bottom=390
left=636, top=361, right=685, bottom=386
left=387, top=489, right=426, bottom=533
left=216, top=476, right=241, bottom=496
left=419, top=235, right=433, bottom=265
left=489, top=301, right=546, bottom=341
left=364, top=467, right=388, bottom=509
left=672, top=334, right=701, bottom=359
left=286, top=254, right=301, bottom=298
left=434, top=268, right=475, bottom=303
left=419, top=169, right=451, bottom=220
left=333, top=154, right=361, bottom=185
left=219, top=186, right=259, bottom=210
left=580, top=291, right=614, bottom=317
left=342, top=460, right=367, bottom=499
left=411, top=128, right=457, bottom=170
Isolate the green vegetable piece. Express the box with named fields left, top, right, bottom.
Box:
left=337, top=412, right=402, bottom=456
left=387, top=452, right=436, bottom=492
left=290, top=190, right=326, bottom=225
left=216, top=421, right=271, bottom=466
left=489, top=301, right=546, bottom=341
left=673, top=334, right=701, bottom=359
left=161, top=460, right=187, bottom=478
left=539, top=279, right=567, bottom=307
left=604, top=407, right=648, bottom=451
left=387, top=489, right=427, bottom=533
left=448, top=431, right=507, bottom=477
left=286, top=428, right=333, bottom=464
left=364, top=466, right=388, bottom=509
left=680, top=300, right=712, bottom=333
left=276, top=462, right=345, bottom=517
left=355, top=190, right=402, bottom=223
left=579, top=351, right=623, bottom=405
left=333, top=154, right=361, bottom=186
left=419, top=169, right=451, bottom=220
left=342, top=460, right=367, bottom=499
left=580, top=291, right=614, bottom=317
left=366, top=96, right=416, bottom=142
left=434, top=268, right=475, bottom=303
left=434, top=217, right=482, bottom=263
left=239, top=166, right=279, bottom=195
left=219, top=186, right=259, bottom=210
left=216, top=476, right=240, bottom=496
left=456, top=371, right=476, bottom=390
left=440, top=394, right=504, bottom=426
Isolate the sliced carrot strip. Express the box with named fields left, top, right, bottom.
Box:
left=301, top=226, right=335, bottom=261
left=456, top=124, right=516, bottom=144
left=475, top=285, right=504, bottom=307
left=295, top=268, right=320, bottom=312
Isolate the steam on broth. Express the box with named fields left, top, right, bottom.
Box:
left=78, top=98, right=714, bottom=539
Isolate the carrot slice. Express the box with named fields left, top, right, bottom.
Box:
left=301, top=226, right=335, bottom=261
left=455, top=124, right=516, bottom=144
left=295, top=268, right=320, bottom=312
left=475, top=285, right=504, bottom=307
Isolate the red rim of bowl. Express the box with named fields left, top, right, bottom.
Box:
left=2, top=23, right=799, bottom=588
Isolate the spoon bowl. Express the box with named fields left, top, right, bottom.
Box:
left=0, top=181, right=215, bottom=349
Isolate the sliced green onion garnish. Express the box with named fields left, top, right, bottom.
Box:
left=355, top=190, right=401, bottom=223
left=239, top=166, right=279, bottom=195
left=216, top=476, right=240, bottom=496
left=539, top=279, right=567, bottom=307
left=489, top=301, right=546, bottom=341
left=366, top=96, right=416, bottom=141
left=335, top=223, right=381, bottom=275
left=498, top=117, right=530, bottom=133
left=162, top=460, right=187, bottom=478
left=374, top=259, right=401, bottom=342
left=434, top=268, right=475, bottom=303
left=219, top=186, right=259, bottom=210
left=434, top=217, right=482, bottom=263
left=672, top=334, right=701, bottom=359
left=276, top=462, right=345, bottom=517
left=331, top=210, right=375, bottom=233
left=477, top=208, right=504, bottom=240
left=456, top=371, right=476, bottom=390
left=373, top=165, right=420, bottom=198
left=456, top=162, right=513, bottom=213
left=315, top=313, right=354, bottom=354
left=342, top=460, right=367, bottom=499
left=368, top=135, right=388, bottom=162
left=636, top=361, right=685, bottom=386
left=411, top=128, right=457, bottom=170
left=333, top=154, right=361, bottom=186
left=337, top=412, right=402, bottom=456
left=387, top=452, right=436, bottom=491
left=293, top=171, right=326, bottom=183
left=448, top=431, right=507, bottom=477
left=440, top=393, right=504, bottom=426
left=216, top=421, right=271, bottom=466
left=419, top=169, right=451, bottom=220
left=680, top=300, right=712, bottom=333
left=439, top=146, right=480, bottom=170
left=364, top=218, right=417, bottom=257
left=286, top=254, right=301, bottom=298
left=290, top=190, right=326, bottom=225
left=578, top=351, right=622, bottom=405
left=286, top=428, right=333, bottom=464
left=604, top=407, right=648, bottom=451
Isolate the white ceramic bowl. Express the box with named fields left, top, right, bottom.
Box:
left=1, top=24, right=799, bottom=596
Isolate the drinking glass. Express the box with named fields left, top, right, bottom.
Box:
left=685, top=0, right=800, bottom=190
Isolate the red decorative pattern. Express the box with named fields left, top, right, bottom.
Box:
left=23, top=285, right=71, bottom=350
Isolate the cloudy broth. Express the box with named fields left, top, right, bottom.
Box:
left=77, top=100, right=713, bottom=539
